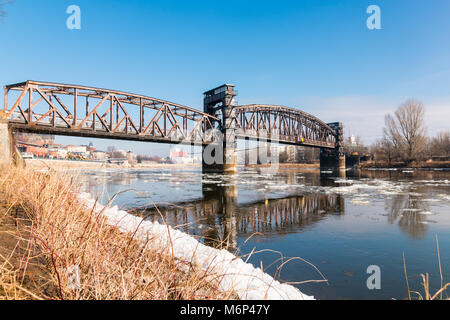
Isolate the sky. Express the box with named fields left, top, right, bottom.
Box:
left=1, top=0, right=449, bottom=156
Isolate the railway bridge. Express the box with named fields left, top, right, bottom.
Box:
left=1, top=81, right=345, bottom=173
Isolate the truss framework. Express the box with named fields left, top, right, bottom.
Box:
left=4, top=81, right=221, bottom=145
left=3, top=82, right=339, bottom=150
left=231, top=104, right=337, bottom=148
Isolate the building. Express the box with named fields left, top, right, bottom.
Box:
left=126, top=151, right=135, bottom=163
left=15, top=132, right=55, bottom=145
left=279, top=145, right=298, bottom=163
left=278, top=145, right=319, bottom=163
left=169, top=147, right=199, bottom=164
left=47, top=144, right=65, bottom=159
left=92, top=150, right=107, bottom=160
left=17, top=142, right=49, bottom=158
left=57, top=148, right=68, bottom=159
left=66, top=145, right=88, bottom=154
left=65, top=145, right=89, bottom=159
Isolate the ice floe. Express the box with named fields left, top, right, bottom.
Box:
left=350, top=198, right=371, bottom=206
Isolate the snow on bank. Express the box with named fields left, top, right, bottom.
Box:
left=77, top=192, right=314, bottom=300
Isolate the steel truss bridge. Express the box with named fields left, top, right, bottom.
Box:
left=232, top=105, right=336, bottom=148
left=3, top=80, right=339, bottom=150
left=4, top=81, right=220, bottom=145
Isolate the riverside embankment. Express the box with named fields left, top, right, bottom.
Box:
left=0, top=166, right=233, bottom=299
left=0, top=165, right=312, bottom=300
left=360, top=160, right=450, bottom=169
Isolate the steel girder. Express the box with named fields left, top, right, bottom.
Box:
left=3, top=82, right=339, bottom=150
left=4, top=81, right=221, bottom=145
left=232, top=104, right=337, bottom=149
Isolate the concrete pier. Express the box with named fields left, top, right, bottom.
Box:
left=0, top=115, right=13, bottom=168
left=223, top=144, right=238, bottom=174
left=320, top=149, right=345, bottom=170
left=201, top=142, right=237, bottom=174
left=319, top=122, right=346, bottom=174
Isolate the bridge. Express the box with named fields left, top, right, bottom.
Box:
left=0, top=80, right=345, bottom=173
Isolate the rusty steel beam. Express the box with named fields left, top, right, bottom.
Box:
left=4, top=80, right=221, bottom=146
left=4, top=81, right=340, bottom=150
left=233, top=104, right=337, bottom=149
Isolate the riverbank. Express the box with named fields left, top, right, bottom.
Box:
left=0, top=165, right=313, bottom=300
left=0, top=166, right=233, bottom=300
left=360, top=160, right=450, bottom=169
left=24, top=159, right=320, bottom=172
left=24, top=158, right=201, bottom=170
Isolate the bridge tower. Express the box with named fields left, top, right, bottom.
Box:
left=202, top=84, right=238, bottom=174
left=320, top=122, right=346, bottom=172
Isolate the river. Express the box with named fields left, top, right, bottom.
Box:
left=80, top=167, right=450, bottom=300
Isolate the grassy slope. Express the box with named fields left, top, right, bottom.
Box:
left=0, top=166, right=234, bottom=300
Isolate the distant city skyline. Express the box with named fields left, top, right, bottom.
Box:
left=1, top=0, right=450, bottom=156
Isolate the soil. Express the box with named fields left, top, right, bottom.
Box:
left=0, top=198, right=58, bottom=299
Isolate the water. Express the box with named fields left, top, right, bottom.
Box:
left=80, top=167, right=450, bottom=300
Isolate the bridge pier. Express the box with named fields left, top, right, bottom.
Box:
left=223, top=143, right=238, bottom=174
left=0, top=114, right=14, bottom=168
left=319, top=122, right=346, bottom=175
left=244, top=138, right=250, bottom=166
left=201, top=143, right=237, bottom=174
left=320, top=150, right=346, bottom=170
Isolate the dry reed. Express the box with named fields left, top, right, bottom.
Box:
left=0, top=165, right=236, bottom=300
left=403, top=236, right=450, bottom=300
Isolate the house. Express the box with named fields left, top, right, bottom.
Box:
left=92, top=150, right=107, bottom=160
left=169, top=147, right=199, bottom=164
left=17, top=142, right=49, bottom=158
left=66, top=145, right=88, bottom=153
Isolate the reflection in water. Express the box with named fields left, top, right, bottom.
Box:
left=78, top=167, right=450, bottom=299
left=385, top=193, right=430, bottom=239
left=237, top=193, right=344, bottom=240
left=347, top=169, right=440, bottom=239
left=83, top=171, right=140, bottom=196
left=79, top=168, right=450, bottom=244
left=143, top=180, right=344, bottom=250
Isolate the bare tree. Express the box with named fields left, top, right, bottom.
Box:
left=344, top=135, right=368, bottom=155
left=106, top=146, right=116, bottom=153
left=383, top=99, right=427, bottom=163
left=373, top=137, right=396, bottom=165
left=430, top=131, right=450, bottom=158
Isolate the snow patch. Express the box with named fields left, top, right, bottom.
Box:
left=77, top=192, right=314, bottom=300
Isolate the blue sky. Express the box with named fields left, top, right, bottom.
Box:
left=1, top=0, right=450, bottom=155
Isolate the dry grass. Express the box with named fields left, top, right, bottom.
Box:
left=0, top=165, right=235, bottom=300
left=403, top=236, right=450, bottom=300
